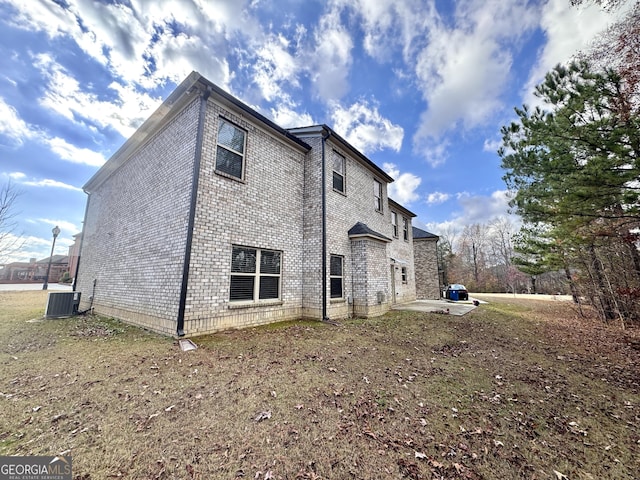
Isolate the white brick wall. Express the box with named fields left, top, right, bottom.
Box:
left=414, top=238, right=440, bottom=299
left=388, top=208, right=417, bottom=305
left=183, top=99, right=308, bottom=333
left=76, top=98, right=200, bottom=335
left=77, top=83, right=421, bottom=336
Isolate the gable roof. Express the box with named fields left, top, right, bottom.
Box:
left=348, top=222, right=392, bottom=242
left=412, top=226, right=439, bottom=240
left=84, top=72, right=311, bottom=193
left=288, top=125, right=394, bottom=184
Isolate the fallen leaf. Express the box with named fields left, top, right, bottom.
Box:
left=553, top=470, right=568, bottom=480
left=493, top=440, right=504, bottom=447
left=414, top=451, right=427, bottom=459
left=165, top=405, right=175, bottom=412
left=254, top=411, right=272, bottom=422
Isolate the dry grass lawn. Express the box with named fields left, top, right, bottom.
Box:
left=0, top=291, right=638, bottom=479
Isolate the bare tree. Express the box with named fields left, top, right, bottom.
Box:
left=0, top=181, right=24, bottom=264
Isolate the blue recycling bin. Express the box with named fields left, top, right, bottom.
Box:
left=449, top=290, right=459, bottom=301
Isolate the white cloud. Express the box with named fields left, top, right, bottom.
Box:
left=0, top=97, right=36, bottom=146
left=341, top=0, right=437, bottom=62
left=7, top=172, right=27, bottom=180
left=457, top=190, right=513, bottom=223
left=270, top=105, right=314, bottom=129
left=7, top=0, right=245, bottom=90
left=310, top=6, right=353, bottom=100
left=331, top=100, right=403, bottom=154
left=383, top=162, right=421, bottom=205
left=522, top=0, right=629, bottom=107
left=423, top=189, right=518, bottom=238
left=414, top=1, right=538, bottom=141
left=44, top=137, right=105, bottom=168
left=38, top=218, right=81, bottom=236
left=0, top=92, right=105, bottom=168
left=253, top=33, right=301, bottom=102
left=426, top=191, right=450, bottom=205
left=34, top=55, right=160, bottom=139
left=23, top=178, right=83, bottom=192
left=483, top=137, right=502, bottom=154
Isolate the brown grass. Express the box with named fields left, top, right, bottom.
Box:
left=1, top=291, right=639, bottom=479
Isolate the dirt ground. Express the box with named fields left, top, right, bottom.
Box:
left=0, top=291, right=638, bottom=479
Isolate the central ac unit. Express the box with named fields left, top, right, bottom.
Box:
left=45, top=292, right=81, bottom=318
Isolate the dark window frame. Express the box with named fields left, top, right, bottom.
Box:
left=403, top=217, right=409, bottom=241
left=401, top=266, right=408, bottom=283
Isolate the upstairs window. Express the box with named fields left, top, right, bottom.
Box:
left=330, top=255, right=344, bottom=299
left=403, top=217, right=409, bottom=241
left=216, top=119, right=246, bottom=180
left=391, top=211, right=398, bottom=237
left=230, top=246, right=281, bottom=302
left=332, top=151, right=345, bottom=193
left=401, top=267, right=408, bottom=283
left=374, top=179, right=382, bottom=212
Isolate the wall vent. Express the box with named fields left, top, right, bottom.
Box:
left=45, top=292, right=81, bottom=318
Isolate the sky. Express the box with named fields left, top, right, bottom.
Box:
left=0, top=0, right=630, bottom=264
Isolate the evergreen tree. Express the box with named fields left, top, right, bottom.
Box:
left=500, top=61, right=640, bottom=324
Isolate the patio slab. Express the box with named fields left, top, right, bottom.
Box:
left=392, top=298, right=479, bottom=316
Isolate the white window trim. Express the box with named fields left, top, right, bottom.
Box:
left=330, top=254, right=344, bottom=299
left=403, top=217, right=409, bottom=241
left=216, top=118, right=247, bottom=181
left=374, top=179, right=383, bottom=212
left=332, top=151, right=346, bottom=194
left=229, top=246, right=282, bottom=304
left=391, top=211, right=398, bottom=238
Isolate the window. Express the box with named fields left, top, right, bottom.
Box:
left=330, top=255, right=344, bottom=299
left=332, top=151, right=345, bottom=193
left=403, top=217, right=409, bottom=241
left=401, top=267, right=407, bottom=283
left=216, top=119, right=246, bottom=180
left=391, top=211, right=398, bottom=237
left=374, top=179, right=382, bottom=212
left=230, top=246, right=281, bottom=302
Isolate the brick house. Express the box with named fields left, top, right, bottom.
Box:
left=75, top=72, right=437, bottom=336
left=0, top=256, right=69, bottom=283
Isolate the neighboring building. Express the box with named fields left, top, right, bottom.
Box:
left=68, top=233, right=81, bottom=279
left=412, top=227, right=441, bottom=299
left=76, top=72, right=436, bottom=337
left=0, top=256, right=69, bottom=283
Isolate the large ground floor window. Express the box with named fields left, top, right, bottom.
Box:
left=230, top=246, right=281, bottom=302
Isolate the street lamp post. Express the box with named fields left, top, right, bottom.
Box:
left=43, top=226, right=61, bottom=290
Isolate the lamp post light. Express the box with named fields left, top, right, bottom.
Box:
left=43, top=226, right=61, bottom=290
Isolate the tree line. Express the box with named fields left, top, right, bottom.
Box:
left=439, top=2, right=639, bottom=327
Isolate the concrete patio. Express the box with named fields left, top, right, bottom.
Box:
left=392, top=298, right=480, bottom=316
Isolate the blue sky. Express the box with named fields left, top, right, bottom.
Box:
left=0, top=0, right=629, bottom=263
